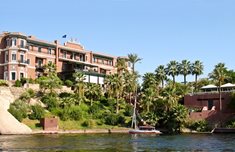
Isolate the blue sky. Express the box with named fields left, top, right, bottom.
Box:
left=1, top=0, right=235, bottom=82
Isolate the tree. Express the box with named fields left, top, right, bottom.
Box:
left=192, top=60, right=204, bottom=91
left=155, top=65, right=167, bottom=88
left=85, top=83, right=102, bottom=106
left=104, top=74, right=123, bottom=113
left=73, top=72, right=86, bottom=98
left=166, top=60, right=179, bottom=86
left=179, top=60, right=191, bottom=85
left=128, top=53, right=142, bottom=73
left=116, top=58, right=127, bottom=75
left=209, top=63, right=227, bottom=111
left=123, top=72, right=138, bottom=104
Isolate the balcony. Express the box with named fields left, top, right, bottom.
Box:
left=18, top=45, right=29, bottom=51
left=18, top=60, right=29, bottom=65
left=36, top=65, right=44, bottom=71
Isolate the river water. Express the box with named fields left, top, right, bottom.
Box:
left=0, top=133, right=234, bottom=151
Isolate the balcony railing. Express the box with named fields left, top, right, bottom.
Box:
left=18, top=60, right=29, bottom=65
left=18, top=45, right=29, bottom=51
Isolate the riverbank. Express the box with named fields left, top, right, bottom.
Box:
left=32, top=128, right=130, bottom=134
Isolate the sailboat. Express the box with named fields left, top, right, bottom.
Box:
left=128, top=94, right=162, bottom=134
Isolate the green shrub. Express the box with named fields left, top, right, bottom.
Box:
left=104, top=113, right=125, bottom=126
left=186, top=120, right=210, bottom=132
left=20, top=78, right=27, bottom=86
left=0, top=80, right=8, bottom=86
left=64, top=80, right=73, bottom=87
left=225, top=120, right=235, bottom=128
left=19, top=92, right=31, bottom=101
left=8, top=99, right=29, bottom=122
left=82, top=120, right=96, bottom=128
left=59, top=92, right=73, bottom=98
left=41, top=94, right=59, bottom=111
left=14, top=80, right=22, bottom=87
left=59, top=106, right=83, bottom=121
left=29, top=104, right=45, bottom=120
left=27, top=89, right=35, bottom=98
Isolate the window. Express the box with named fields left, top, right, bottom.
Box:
left=4, top=72, right=8, bottom=80
left=80, top=55, right=84, bottom=61
left=12, top=38, right=17, bottom=46
left=38, top=47, right=41, bottom=52
left=5, top=51, right=8, bottom=62
left=12, top=53, right=16, bottom=61
left=63, top=51, right=67, bottom=58
left=109, top=60, right=113, bottom=66
left=20, top=54, right=24, bottom=62
left=48, top=48, right=52, bottom=54
left=20, top=73, right=24, bottom=79
left=11, top=72, right=16, bottom=80
left=38, top=59, right=43, bottom=67
left=93, top=57, right=96, bottom=62
left=20, top=40, right=25, bottom=48
left=27, top=59, right=30, bottom=64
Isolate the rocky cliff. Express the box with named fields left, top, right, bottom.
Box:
left=0, top=87, right=32, bottom=134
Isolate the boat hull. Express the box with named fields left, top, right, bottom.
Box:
left=129, top=129, right=162, bottom=134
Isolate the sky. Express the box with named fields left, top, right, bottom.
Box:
left=1, top=0, right=235, bottom=83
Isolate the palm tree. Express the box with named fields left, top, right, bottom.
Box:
left=180, top=60, right=191, bottom=85
left=142, top=73, right=158, bottom=90
left=192, top=60, right=204, bottom=91
left=155, top=65, right=167, bottom=88
left=209, top=63, right=227, bottom=111
left=85, top=83, right=102, bottom=106
left=166, top=60, right=179, bottom=86
left=104, top=74, right=123, bottom=113
left=43, top=62, right=56, bottom=76
left=128, top=53, right=142, bottom=73
left=73, top=72, right=86, bottom=98
left=123, top=72, right=137, bottom=104
left=116, top=58, right=127, bottom=75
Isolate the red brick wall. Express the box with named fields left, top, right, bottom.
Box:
left=40, top=117, right=58, bottom=131
left=184, top=92, right=233, bottom=112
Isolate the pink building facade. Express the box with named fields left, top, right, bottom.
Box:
left=0, top=32, right=131, bottom=84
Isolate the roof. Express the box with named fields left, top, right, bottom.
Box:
left=201, top=84, right=217, bottom=89
left=221, top=83, right=235, bottom=88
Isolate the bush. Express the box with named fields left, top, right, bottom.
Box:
left=82, top=120, right=96, bottom=128
left=27, top=89, right=35, bottom=98
left=8, top=99, right=29, bottom=122
left=41, top=94, right=59, bottom=111
left=186, top=120, right=210, bottom=132
left=29, top=104, right=45, bottom=120
left=64, top=80, right=73, bottom=87
left=104, top=113, right=125, bottom=126
left=19, top=92, right=31, bottom=101
left=14, top=80, right=22, bottom=87
left=0, top=80, right=8, bottom=86
left=59, top=106, right=84, bottom=121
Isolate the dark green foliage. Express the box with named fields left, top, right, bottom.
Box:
left=14, top=80, right=22, bottom=87
left=123, top=104, right=133, bottom=116
left=41, top=94, right=59, bottom=111
left=64, top=80, right=73, bottom=87
left=82, top=120, right=96, bottom=128
left=186, top=120, right=210, bottom=132
left=59, top=106, right=84, bottom=121
left=59, top=92, right=73, bottom=98
left=20, top=78, right=27, bottom=86
left=104, top=113, right=125, bottom=126
left=8, top=99, right=29, bottom=122
left=29, top=104, right=45, bottom=120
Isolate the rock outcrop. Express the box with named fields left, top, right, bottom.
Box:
left=0, top=87, right=32, bottom=134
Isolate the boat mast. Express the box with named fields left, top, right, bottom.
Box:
left=131, top=87, right=137, bottom=129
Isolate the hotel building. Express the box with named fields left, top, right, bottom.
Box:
left=0, top=32, right=130, bottom=84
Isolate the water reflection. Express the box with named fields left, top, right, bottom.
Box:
left=0, top=133, right=235, bottom=151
